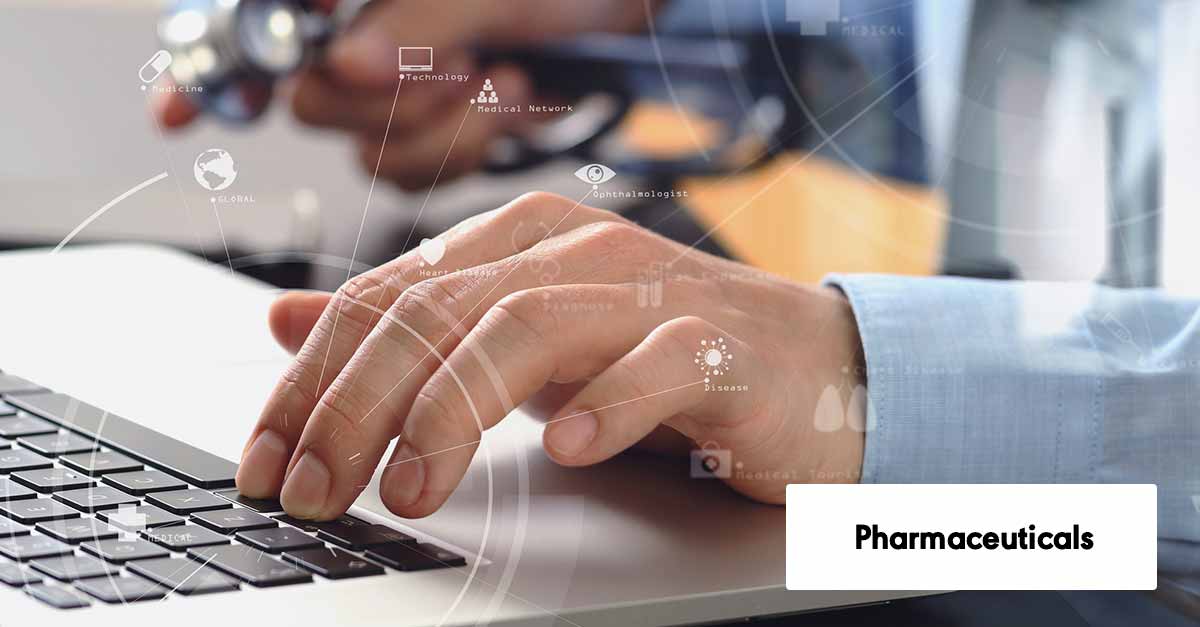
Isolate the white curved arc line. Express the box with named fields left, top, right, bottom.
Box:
left=52, top=172, right=170, bottom=254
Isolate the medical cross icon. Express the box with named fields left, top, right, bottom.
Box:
left=786, top=0, right=841, bottom=36
left=109, top=504, right=150, bottom=542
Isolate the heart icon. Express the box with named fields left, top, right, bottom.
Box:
left=418, top=238, right=445, bottom=266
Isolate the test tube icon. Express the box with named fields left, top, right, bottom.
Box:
left=139, top=50, right=173, bottom=84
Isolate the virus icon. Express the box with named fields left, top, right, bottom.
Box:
left=695, top=337, right=732, bottom=382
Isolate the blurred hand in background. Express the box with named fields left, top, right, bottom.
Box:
left=156, top=0, right=653, bottom=189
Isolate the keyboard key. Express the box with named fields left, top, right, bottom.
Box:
left=10, top=468, right=93, bottom=493
left=127, top=557, right=239, bottom=596
left=192, top=508, right=276, bottom=534
left=0, top=448, right=53, bottom=474
left=215, top=489, right=282, bottom=513
left=80, top=538, right=170, bottom=564
left=25, top=583, right=90, bottom=609
left=188, top=544, right=312, bottom=587
left=97, top=504, right=184, bottom=529
left=8, top=393, right=237, bottom=489
left=0, top=400, right=16, bottom=416
left=0, top=560, right=42, bottom=586
left=75, top=576, right=168, bottom=603
left=317, top=523, right=416, bottom=551
left=17, top=432, right=99, bottom=457
left=142, top=524, right=229, bottom=551
left=0, top=517, right=30, bottom=539
left=283, top=546, right=385, bottom=580
left=0, top=413, right=57, bottom=438
left=31, top=554, right=119, bottom=581
left=59, top=450, right=142, bottom=476
left=366, top=543, right=466, bottom=571
left=0, top=534, right=73, bottom=561
left=103, top=469, right=187, bottom=495
left=36, top=518, right=119, bottom=544
left=0, top=477, right=37, bottom=502
left=53, top=486, right=140, bottom=512
left=274, top=512, right=369, bottom=535
left=273, top=514, right=324, bottom=533
left=147, top=489, right=232, bottom=515
left=0, top=374, right=44, bottom=396
left=235, top=527, right=322, bottom=553
left=0, top=498, right=80, bottom=524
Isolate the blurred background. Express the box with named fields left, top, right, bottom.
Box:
left=3, top=0, right=1200, bottom=294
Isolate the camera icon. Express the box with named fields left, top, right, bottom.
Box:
left=690, top=441, right=732, bottom=479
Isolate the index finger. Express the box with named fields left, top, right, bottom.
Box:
left=236, top=194, right=615, bottom=501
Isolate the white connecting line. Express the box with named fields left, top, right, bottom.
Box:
left=51, top=172, right=170, bottom=253
left=316, top=74, right=407, bottom=392
left=671, top=50, right=935, bottom=265
left=356, top=186, right=596, bottom=428
left=352, top=100, right=475, bottom=351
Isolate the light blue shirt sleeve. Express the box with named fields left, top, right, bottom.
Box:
left=824, top=274, right=1200, bottom=572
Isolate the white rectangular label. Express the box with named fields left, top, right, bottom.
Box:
left=786, top=484, right=1156, bottom=590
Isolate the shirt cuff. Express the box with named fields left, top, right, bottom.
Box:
left=822, top=274, right=1099, bottom=486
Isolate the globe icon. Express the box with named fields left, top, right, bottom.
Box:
left=193, top=149, right=238, bottom=192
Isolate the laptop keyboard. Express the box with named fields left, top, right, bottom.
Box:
left=0, top=370, right=466, bottom=609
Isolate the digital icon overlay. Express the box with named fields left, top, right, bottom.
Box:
left=695, top=337, right=732, bottom=382
left=398, top=46, right=434, bottom=72
left=574, top=163, right=616, bottom=187
left=418, top=238, right=446, bottom=267
left=139, top=49, right=173, bottom=85
left=193, top=149, right=238, bottom=192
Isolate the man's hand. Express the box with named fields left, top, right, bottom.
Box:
left=237, top=192, right=866, bottom=520
left=155, top=0, right=650, bottom=189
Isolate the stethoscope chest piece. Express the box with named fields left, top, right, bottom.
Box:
left=160, top=0, right=333, bottom=121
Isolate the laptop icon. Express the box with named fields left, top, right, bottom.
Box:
left=398, top=47, right=433, bottom=72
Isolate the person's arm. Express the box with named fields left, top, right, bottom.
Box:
left=826, top=274, right=1200, bottom=555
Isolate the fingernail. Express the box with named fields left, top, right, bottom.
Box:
left=280, top=450, right=331, bottom=519
left=237, top=430, right=288, bottom=497
left=547, top=412, right=597, bottom=457
left=383, top=443, right=424, bottom=508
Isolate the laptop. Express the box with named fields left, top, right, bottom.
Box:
left=0, top=244, right=930, bottom=625
left=399, top=47, right=435, bottom=72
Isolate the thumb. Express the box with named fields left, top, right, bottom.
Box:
left=268, top=290, right=333, bottom=354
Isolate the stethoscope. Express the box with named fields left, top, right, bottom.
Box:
left=156, top=0, right=824, bottom=179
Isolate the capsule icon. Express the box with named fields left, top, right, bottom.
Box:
left=139, top=50, right=173, bottom=84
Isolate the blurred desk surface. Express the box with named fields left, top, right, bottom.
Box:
left=623, top=104, right=948, bottom=283
left=684, top=154, right=947, bottom=283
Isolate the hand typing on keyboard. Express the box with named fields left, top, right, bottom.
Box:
left=237, top=192, right=867, bottom=520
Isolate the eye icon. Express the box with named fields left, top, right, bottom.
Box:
left=575, top=163, right=616, bottom=186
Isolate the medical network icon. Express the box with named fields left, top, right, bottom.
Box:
left=472, top=78, right=499, bottom=104
left=785, top=0, right=842, bottom=36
